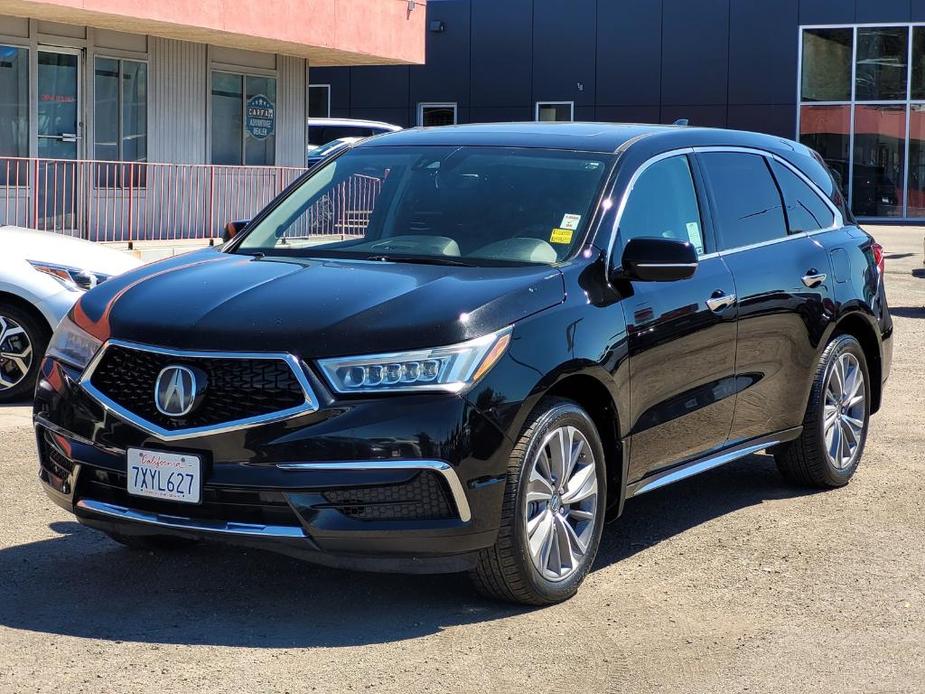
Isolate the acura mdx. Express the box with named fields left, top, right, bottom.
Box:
left=34, top=123, right=892, bottom=605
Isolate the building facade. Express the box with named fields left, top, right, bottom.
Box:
left=0, top=0, right=425, bottom=240
left=311, top=0, right=925, bottom=222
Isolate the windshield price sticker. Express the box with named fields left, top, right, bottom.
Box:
left=560, top=214, right=582, bottom=231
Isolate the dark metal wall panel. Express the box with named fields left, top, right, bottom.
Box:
left=856, top=0, right=911, bottom=23
left=469, top=106, right=533, bottom=123
left=531, top=0, right=596, bottom=108
left=469, top=0, right=533, bottom=108
left=349, top=107, right=414, bottom=129
left=313, top=67, right=351, bottom=112
left=913, top=0, right=925, bottom=20
left=729, top=0, right=799, bottom=106
left=596, top=0, right=663, bottom=107
left=727, top=104, right=797, bottom=137
left=349, top=66, right=411, bottom=110
left=411, top=0, right=472, bottom=109
left=661, top=0, right=730, bottom=106
left=799, top=0, right=856, bottom=24
left=595, top=105, right=661, bottom=125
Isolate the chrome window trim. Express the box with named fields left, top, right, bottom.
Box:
left=76, top=499, right=307, bottom=538
left=276, top=460, right=472, bottom=523
left=605, top=144, right=846, bottom=273
left=79, top=339, right=319, bottom=441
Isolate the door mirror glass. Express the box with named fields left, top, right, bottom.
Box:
left=615, top=237, right=698, bottom=282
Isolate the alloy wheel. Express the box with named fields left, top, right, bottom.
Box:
left=523, top=425, right=599, bottom=582
left=0, top=315, right=34, bottom=392
left=823, top=352, right=866, bottom=470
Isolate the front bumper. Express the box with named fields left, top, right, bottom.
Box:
left=34, top=357, right=513, bottom=573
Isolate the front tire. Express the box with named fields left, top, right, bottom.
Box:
left=775, top=334, right=871, bottom=487
left=0, top=303, right=49, bottom=403
left=470, top=398, right=607, bottom=605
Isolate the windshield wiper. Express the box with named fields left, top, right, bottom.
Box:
left=365, top=254, right=473, bottom=267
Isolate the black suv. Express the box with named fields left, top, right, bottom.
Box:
left=35, top=123, right=892, bottom=605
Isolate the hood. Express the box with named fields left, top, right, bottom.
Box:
left=1, top=226, right=140, bottom=276
left=74, top=249, right=566, bottom=356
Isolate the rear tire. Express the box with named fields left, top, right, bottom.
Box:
left=775, top=334, right=871, bottom=488
left=106, top=532, right=198, bottom=551
left=0, top=302, right=49, bottom=403
left=470, top=398, right=607, bottom=606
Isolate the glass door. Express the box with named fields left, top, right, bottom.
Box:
left=36, top=48, right=82, bottom=232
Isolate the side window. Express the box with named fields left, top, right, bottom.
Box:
left=700, top=153, right=787, bottom=250
left=769, top=159, right=836, bottom=233
left=619, top=156, right=706, bottom=255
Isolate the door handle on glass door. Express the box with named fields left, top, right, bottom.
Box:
left=706, top=290, right=736, bottom=313
left=801, top=270, right=827, bottom=288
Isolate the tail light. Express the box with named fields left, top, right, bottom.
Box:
left=871, top=242, right=885, bottom=275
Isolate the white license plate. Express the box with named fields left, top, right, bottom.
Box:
left=127, top=448, right=201, bottom=504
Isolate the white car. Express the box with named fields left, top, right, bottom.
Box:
left=0, top=226, right=140, bottom=402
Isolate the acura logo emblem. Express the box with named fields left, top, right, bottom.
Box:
left=155, top=365, right=204, bottom=417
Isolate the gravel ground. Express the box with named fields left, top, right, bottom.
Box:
left=0, top=227, right=922, bottom=693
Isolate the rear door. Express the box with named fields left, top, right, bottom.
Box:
left=617, top=153, right=739, bottom=483
left=697, top=150, right=836, bottom=445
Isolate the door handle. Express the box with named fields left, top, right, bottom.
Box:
left=706, top=290, right=736, bottom=312
left=60, top=133, right=78, bottom=142
left=801, top=270, right=827, bottom=288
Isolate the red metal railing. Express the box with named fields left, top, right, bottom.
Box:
left=0, top=157, right=319, bottom=243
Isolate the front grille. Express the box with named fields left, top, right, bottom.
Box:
left=322, top=472, right=455, bottom=521
left=76, top=468, right=301, bottom=527
left=89, top=345, right=307, bottom=430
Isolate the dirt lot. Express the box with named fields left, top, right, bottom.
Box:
left=1, top=227, right=922, bottom=693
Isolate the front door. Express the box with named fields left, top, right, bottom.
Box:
left=616, top=153, right=739, bottom=483
left=36, top=48, right=81, bottom=232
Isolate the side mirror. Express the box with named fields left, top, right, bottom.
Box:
left=222, top=219, right=250, bottom=243
left=613, top=237, right=698, bottom=282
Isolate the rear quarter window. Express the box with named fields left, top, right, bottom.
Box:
left=769, top=159, right=836, bottom=233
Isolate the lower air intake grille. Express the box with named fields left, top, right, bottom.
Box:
left=322, top=472, right=455, bottom=521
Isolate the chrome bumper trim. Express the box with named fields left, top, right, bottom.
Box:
left=276, top=460, right=473, bottom=523
left=76, top=499, right=306, bottom=539
left=78, top=339, right=319, bottom=442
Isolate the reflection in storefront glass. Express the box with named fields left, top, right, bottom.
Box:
left=799, top=105, right=851, bottom=198
left=907, top=106, right=925, bottom=217
left=852, top=105, right=906, bottom=218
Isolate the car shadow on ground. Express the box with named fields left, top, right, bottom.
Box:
left=0, top=453, right=815, bottom=648
left=888, top=306, right=925, bottom=319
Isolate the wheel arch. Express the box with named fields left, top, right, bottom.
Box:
left=542, top=372, right=626, bottom=516
left=0, top=291, right=54, bottom=338
left=829, top=311, right=883, bottom=414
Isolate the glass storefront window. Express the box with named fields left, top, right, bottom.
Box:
left=95, top=57, right=147, bottom=187
left=799, top=105, right=851, bottom=196
left=852, top=105, right=906, bottom=217
left=907, top=105, right=925, bottom=217
left=801, top=28, right=853, bottom=102
left=856, top=27, right=909, bottom=101
left=211, top=72, right=277, bottom=166
left=0, top=44, right=28, bottom=184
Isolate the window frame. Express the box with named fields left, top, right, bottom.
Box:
left=796, top=22, right=925, bottom=220
left=535, top=101, right=575, bottom=122
left=308, top=83, right=331, bottom=119
left=605, top=146, right=844, bottom=272
left=92, top=54, right=148, bottom=163
left=417, top=102, right=457, bottom=127
left=209, top=68, right=278, bottom=166
left=613, top=152, right=710, bottom=258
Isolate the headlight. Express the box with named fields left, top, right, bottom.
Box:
left=28, top=260, right=110, bottom=292
left=319, top=326, right=513, bottom=394
left=45, top=316, right=103, bottom=371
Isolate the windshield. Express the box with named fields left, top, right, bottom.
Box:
left=234, top=145, right=612, bottom=266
